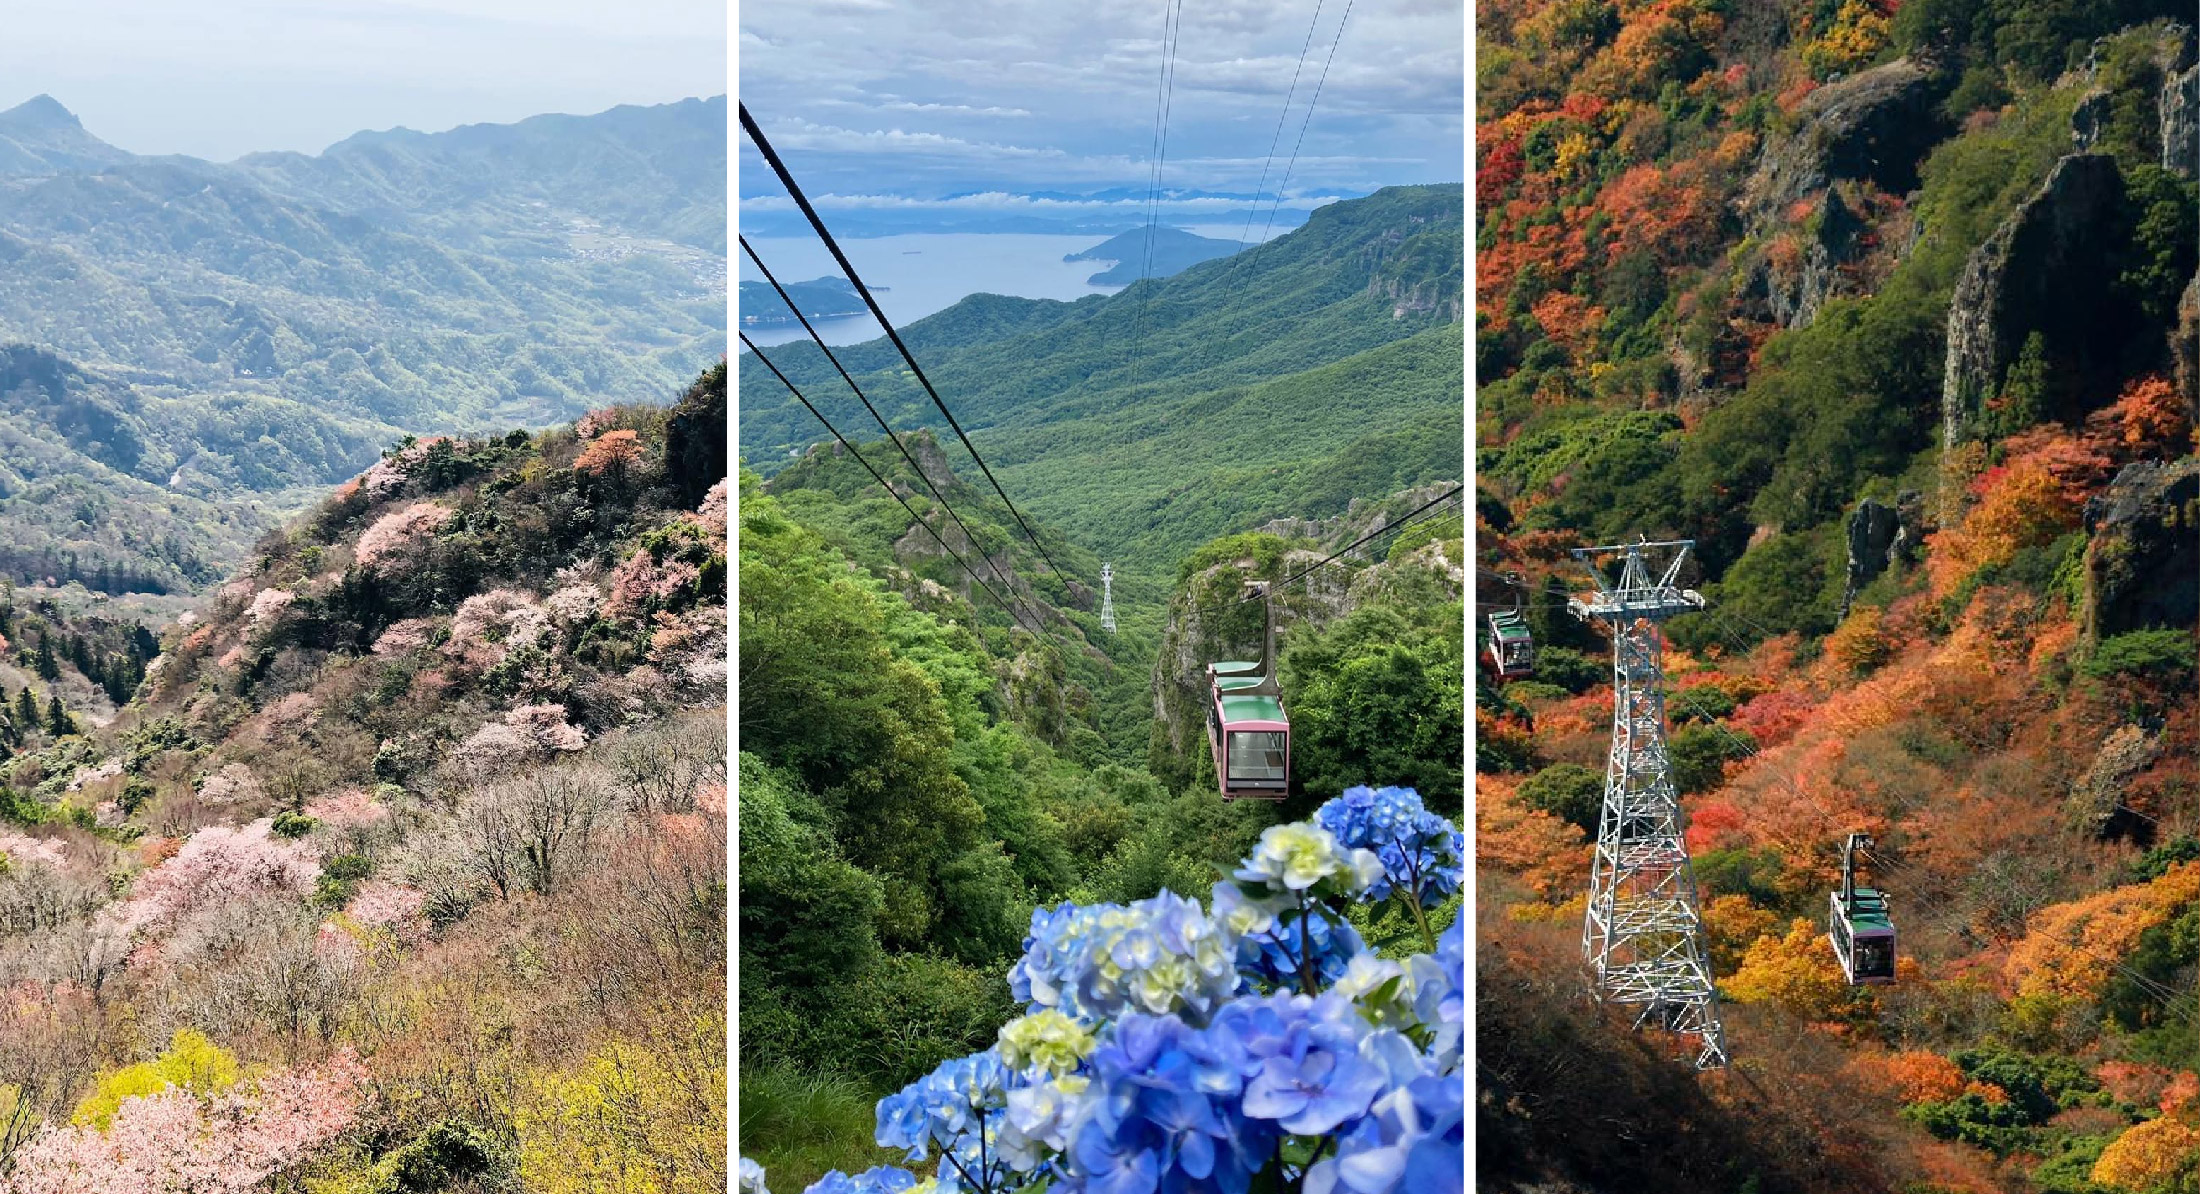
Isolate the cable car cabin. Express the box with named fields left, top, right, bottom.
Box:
left=1484, top=610, right=1536, bottom=680
left=1828, top=831, right=1896, bottom=984
left=1207, top=663, right=1289, bottom=801
left=1829, top=887, right=1897, bottom=984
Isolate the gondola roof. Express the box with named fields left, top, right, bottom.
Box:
left=1218, top=693, right=1286, bottom=724
left=1837, top=886, right=1893, bottom=931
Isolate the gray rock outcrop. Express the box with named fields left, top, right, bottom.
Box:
left=2083, top=456, right=2200, bottom=640
left=1941, top=154, right=2128, bottom=446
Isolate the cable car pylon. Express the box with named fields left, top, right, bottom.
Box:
left=1100, top=563, right=1116, bottom=633
left=1567, top=538, right=1728, bottom=1070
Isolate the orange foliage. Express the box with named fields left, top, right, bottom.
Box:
left=575, top=429, right=644, bottom=477
left=1729, top=689, right=1817, bottom=749
left=2092, top=375, right=2193, bottom=457
left=1963, top=1081, right=2009, bottom=1106
left=2004, top=862, right=2200, bottom=1001
left=1926, top=453, right=2081, bottom=599
left=1866, top=1050, right=1966, bottom=1104
left=1530, top=290, right=1604, bottom=353
left=1476, top=774, right=1589, bottom=900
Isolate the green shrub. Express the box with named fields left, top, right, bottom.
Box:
left=270, top=811, right=318, bottom=839
left=2082, top=628, right=2196, bottom=682
left=1519, top=763, right=1603, bottom=833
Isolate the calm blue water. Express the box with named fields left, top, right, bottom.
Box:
left=737, top=225, right=1281, bottom=347
left=738, top=233, right=1124, bottom=347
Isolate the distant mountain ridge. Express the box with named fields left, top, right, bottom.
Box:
left=1062, top=226, right=1242, bottom=285
left=0, top=94, right=725, bottom=594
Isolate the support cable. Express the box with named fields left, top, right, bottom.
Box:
left=739, top=103, right=1069, bottom=579
left=740, top=236, right=1041, bottom=627
left=741, top=333, right=1040, bottom=636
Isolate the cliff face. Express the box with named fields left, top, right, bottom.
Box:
left=2083, top=455, right=2200, bottom=641
left=1941, top=153, right=2129, bottom=446
left=1147, top=490, right=1462, bottom=781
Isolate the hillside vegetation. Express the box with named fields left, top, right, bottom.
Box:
left=0, top=364, right=727, bottom=1191
left=1475, top=1, right=2198, bottom=1190
left=737, top=184, right=1465, bottom=580
left=0, top=95, right=725, bottom=595
left=739, top=417, right=1465, bottom=1187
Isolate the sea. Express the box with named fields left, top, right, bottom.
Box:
left=737, top=224, right=1274, bottom=347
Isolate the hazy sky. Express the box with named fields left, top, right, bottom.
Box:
left=0, top=0, right=727, bottom=161
left=738, top=0, right=1463, bottom=217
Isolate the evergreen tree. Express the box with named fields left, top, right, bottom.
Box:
left=44, top=692, right=71, bottom=738
left=33, top=634, right=58, bottom=682
left=15, top=687, right=37, bottom=731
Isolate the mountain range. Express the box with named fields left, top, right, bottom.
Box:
left=737, top=183, right=1465, bottom=577
left=0, top=93, right=727, bottom=593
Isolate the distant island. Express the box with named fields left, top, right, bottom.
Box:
left=1065, top=226, right=1242, bottom=285
left=738, top=274, right=880, bottom=326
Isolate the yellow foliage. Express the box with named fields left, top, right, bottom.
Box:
left=72, top=1028, right=241, bottom=1130
left=1554, top=131, right=1596, bottom=178
left=1823, top=606, right=1893, bottom=676
left=1801, top=0, right=1891, bottom=77
left=1702, top=894, right=1781, bottom=973
left=1720, top=918, right=1863, bottom=1023
left=2006, top=863, right=2200, bottom=1001
left=513, top=1028, right=727, bottom=1194
left=2093, top=1111, right=2200, bottom=1191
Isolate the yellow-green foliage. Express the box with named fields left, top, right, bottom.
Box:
left=513, top=1029, right=726, bottom=1194
left=72, top=1028, right=241, bottom=1129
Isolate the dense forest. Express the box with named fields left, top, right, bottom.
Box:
left=0, top=364, right=727, bottom=1191
left=1474, top=0, right=2198, bottom=1190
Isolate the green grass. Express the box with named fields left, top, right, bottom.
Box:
left=737, top=1062, right=906, bottom=1193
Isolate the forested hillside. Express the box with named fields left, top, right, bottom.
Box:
left=738, top=429, right=1465, bottom=1189
left=0, top=94, right=725, bottom=597
left=0, top=364, right=727, bottom=1191
left=1474, top=1, right=2198, bottom=1190
left=737, top=184, right=1465, bottom=577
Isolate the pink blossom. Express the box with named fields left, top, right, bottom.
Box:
left=445, top=590, right=548, bottom=669
left=545, top=584, right=601, bottom=626
left=302, top=789, right=389, bottom=832
left=343, top=881, right=428, bottom=943
left=505, top=703, right=586, bottom=753
left=66, top=758, right=123, bottom=792
left=353, top=503, right=448, bottom=570
left=244, top=589, right=294, bottom=634
left=113, top=820, right=319, bottom=939
left=216, top=646, right=248, bottom=670
left=0, top=832, right=66, bottom=869
left=196, top=765, right=263, bottom=808
left=5, top=1049, right=370, bottom=1193
left=695, top=479, right=728, bottom=538
left=451, top=722, right=531, bottom=775
left=260, top=693, right=319, bottom=739
left=371, top=617, right=436, bottom=657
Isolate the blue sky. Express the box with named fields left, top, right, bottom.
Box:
left=0, top=0, right=726, bottom=160
left=738, top=0, right=1463, bottom=223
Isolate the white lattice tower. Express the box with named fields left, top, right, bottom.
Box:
left=1099, top=563, right=1116, bottom=633
left=1566, top=539, right=1728, bottom=1070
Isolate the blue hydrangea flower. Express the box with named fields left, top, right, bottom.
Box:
left=738, top=1156, right=770, bottom=1194
left=1315, top=786, right=1463, bottom=907
left=801, top=1167, right=919, bottom=1194
left=1008, top=891, right=1241, bottom=1028
left=1053, top=1011, right=1276, bottom=1194
left=1218, top=887, right=1370, bottom=994
left=1303, top=1072, right=1464, bottom=1194
left=874, top=1049, right=1014, bottom=1172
